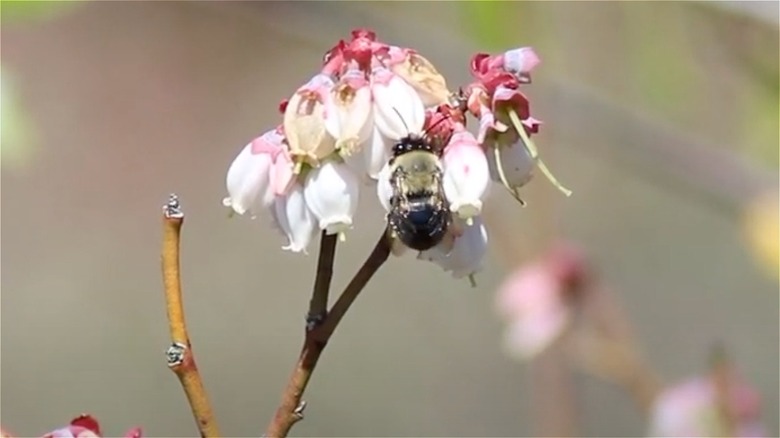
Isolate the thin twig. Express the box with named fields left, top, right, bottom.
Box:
left=265, top=233, right=391, bottom=438
left=569, top=285, right=662, bottom=415
left=306, top=232, right=338, bottom=329
left=161, top=194, right=221, bottom=438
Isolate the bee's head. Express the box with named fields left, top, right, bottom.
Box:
left=392, top=135, right=433, bottom=157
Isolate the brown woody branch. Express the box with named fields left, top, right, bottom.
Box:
left=264, top=232, right=391, bottom=438
left=161, top=194, right=220, bottom=438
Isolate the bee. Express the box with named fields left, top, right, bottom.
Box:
left=386, top=132, right=451, bottom=251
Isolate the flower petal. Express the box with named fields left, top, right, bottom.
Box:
left=283, top=74, right=337, bottom=169
left=389, top=48, right=451, bottom=107
left=365, top=126, right=393, bottom=179
left=419, top=216, right=488, bottom=279
left=224, top=139, right=275, bottom=216
left=371, top=66, right=425, bottom=140
left=269, top=146, right=294, bottom=196
left=501, top=307, right=569, bottom=361
left=274, top=183, right=317, bottom=253
left=486, top=140, right=535, bottom=189
left=324, top=65, right=374, bottom=156
left=304, top=160, right=360, bottom=237
left=375, top=161, right=394, bottom=212
left=442, top=130, right=490, bottom=220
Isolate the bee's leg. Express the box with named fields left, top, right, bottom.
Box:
left=385, top=225, right=407, bottom=257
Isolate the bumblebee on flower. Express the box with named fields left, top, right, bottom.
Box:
left=223, top=28, right=570, bottom=282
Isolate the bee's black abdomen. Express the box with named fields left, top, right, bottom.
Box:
left=389, top=199, right=450, bottom=251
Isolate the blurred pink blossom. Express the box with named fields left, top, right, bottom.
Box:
left=648, top=372, right=766, bottom=437
left=495, top=243, right=586, bottom=360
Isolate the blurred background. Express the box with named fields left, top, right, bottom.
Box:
left=1, top=1, right=777, bottom=437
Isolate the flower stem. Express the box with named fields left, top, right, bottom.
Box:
left=161, top=195, right=221, bottom=438
left=264, top=233, right=391, bottom=438
left=307, top=232, right=338, bottom=326
left=569, top=286, right=662, bottom=415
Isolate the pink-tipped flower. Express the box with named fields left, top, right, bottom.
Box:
left=40, top=415, right=142, bottom=438
left=649, top=372, right=766, bottom=437
left=273, top=182, right=317, bottom=253
left=324, top=61, right=374, bottom=157
left=471, top=47, right=540, bottom=83
left=371, top=66, right=425, bottom=140
left=418, top=216, right=488, bottom=279
left=442, top=125, right=490, bottom=222
left=386, top=46, right=451, bottom=107
left=283, top=74, right=337, bottom=171
left=303, top=160, right=360, bottom=239
left=223, top=128, right=292, bottom=217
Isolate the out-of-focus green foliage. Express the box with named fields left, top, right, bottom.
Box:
left=460, top=1, right=520, bottom=51
left=1, top=1, right=85, bottom=170
left=0, top=0, right=81, bottom=23
left=1, top=70, right=37, bottom=170
left=623, top=3, right=699, bottom=125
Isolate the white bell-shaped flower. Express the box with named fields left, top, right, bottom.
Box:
left=283, top=74, right=337, bottom=171
left=324, top=64, right=374, bottom=156
left=371, top=66, right=425, bottom=140
left=341, top=151, right=374, bottom=186
left=365, top=126, right=393, bottom=179
left=442, top=129, right=490, bottom=222
left=273, top=183, right=317, bottom=253
left=486, top=139, right=535, bottom=190
left=418, top=216, right=488, bottom=279
left=304, top=160, right=360, bottom=238
left=223, top=129, right=286, bottom=217
left=375, top=161, right=394, bottom=213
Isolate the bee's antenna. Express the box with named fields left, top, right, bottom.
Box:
left=392, top=107, right=411, bottom=135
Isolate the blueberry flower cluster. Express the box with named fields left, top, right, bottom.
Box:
left=223, top=29, right=569, bottom=280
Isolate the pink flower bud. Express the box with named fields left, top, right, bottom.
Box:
left=303, top=160, right=360, bottom=238
left=371, top=66, right=425, bottom=140
left=502, top=47, right=540, bottom=78
left=344, top=28, right=378, bottom=72
left=472, top=48, right=539, bottom=81
left=442, top=127, right=490, bottom=221
left=39, top=415, right=142, bottom=438
left=122, top=428, right=142, bottom=438
left=273, top=182, right=317, bottom=253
